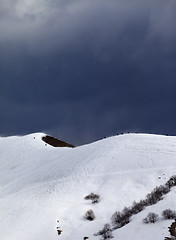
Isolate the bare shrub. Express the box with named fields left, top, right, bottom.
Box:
left=111, top=211, right=130, bottom=229
left=85, top=193, right=100, bottom=204
left=143, top=212, right=159, bottom=224
left=162, top=209, right=176, bottom=220
left=111, top=211, right=122, bottom=227
left=145, top=185, right=170, bottom=206
left=84, top=209, right=95, bottom=221
left=122, top=206, right=132, bottom=217
left=131, top=200, right=145, bottom=214
left=166, top=176, right=176, bottom=189
left=143, top=217, right=150, bottom=224
left=94, top=224, right=113, bottom=239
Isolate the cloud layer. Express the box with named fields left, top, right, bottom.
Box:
left=1, top=0, right=176, bottom=144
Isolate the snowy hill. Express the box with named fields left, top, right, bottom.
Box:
left=0, top=133, right=176, bottom=240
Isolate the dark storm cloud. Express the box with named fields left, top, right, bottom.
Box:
left=1, top=0, right=176, bottom=145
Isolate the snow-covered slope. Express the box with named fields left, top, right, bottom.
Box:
left=0, top=133, right=176, bottom=240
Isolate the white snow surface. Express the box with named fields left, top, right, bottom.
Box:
left=0, top=133, right=176, bottom=240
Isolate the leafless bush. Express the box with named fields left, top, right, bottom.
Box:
left=131, top=200, right=145, bottom=214
left=111, top=211, right=130, bottom=229
left=84, top=209, right=95, bottom=221
left=162, top=209, right=176, bottom=220
left=166, top=176, right=176, bottom=189
left=145, top=185, right=170, bottom=206
left=143, top=212, right=159, bottom=224
left=94, top=224, right=113, bottom=239
left=85, top=193, right=100, bottom=204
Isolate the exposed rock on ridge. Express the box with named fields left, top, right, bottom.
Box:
left=42, top=135, right=75, bottom=148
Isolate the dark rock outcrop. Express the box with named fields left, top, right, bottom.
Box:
left=42, top=135, right=75, bottom=148
left=165, top=220, right=176, bottom=240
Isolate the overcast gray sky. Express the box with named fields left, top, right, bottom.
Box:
left=1, top=0, right=176, bottom=145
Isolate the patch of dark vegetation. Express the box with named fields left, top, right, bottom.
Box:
left=166, top=176, right=176, bottom=189
left=143, top=212, right=159, bottom=224
left=84, top=209, right=95, bottom=221
left=85, top=193, right=100, bottom=204
left=94, top=224, right=113, bottom=239
left=162, top=209, right=176, bottom=220
left=142, top=209, right=176, bottom=225
left=95, top=175, right=176, bottom=239
left=165, top=219, right=176, bottom=240
left=110, top=175, right=176, bottom=230
left=130, top=200, right=145, bottom=214
left=42, top=135, right=75, bottom=148
left=111, top=208, right=131, bottom=229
